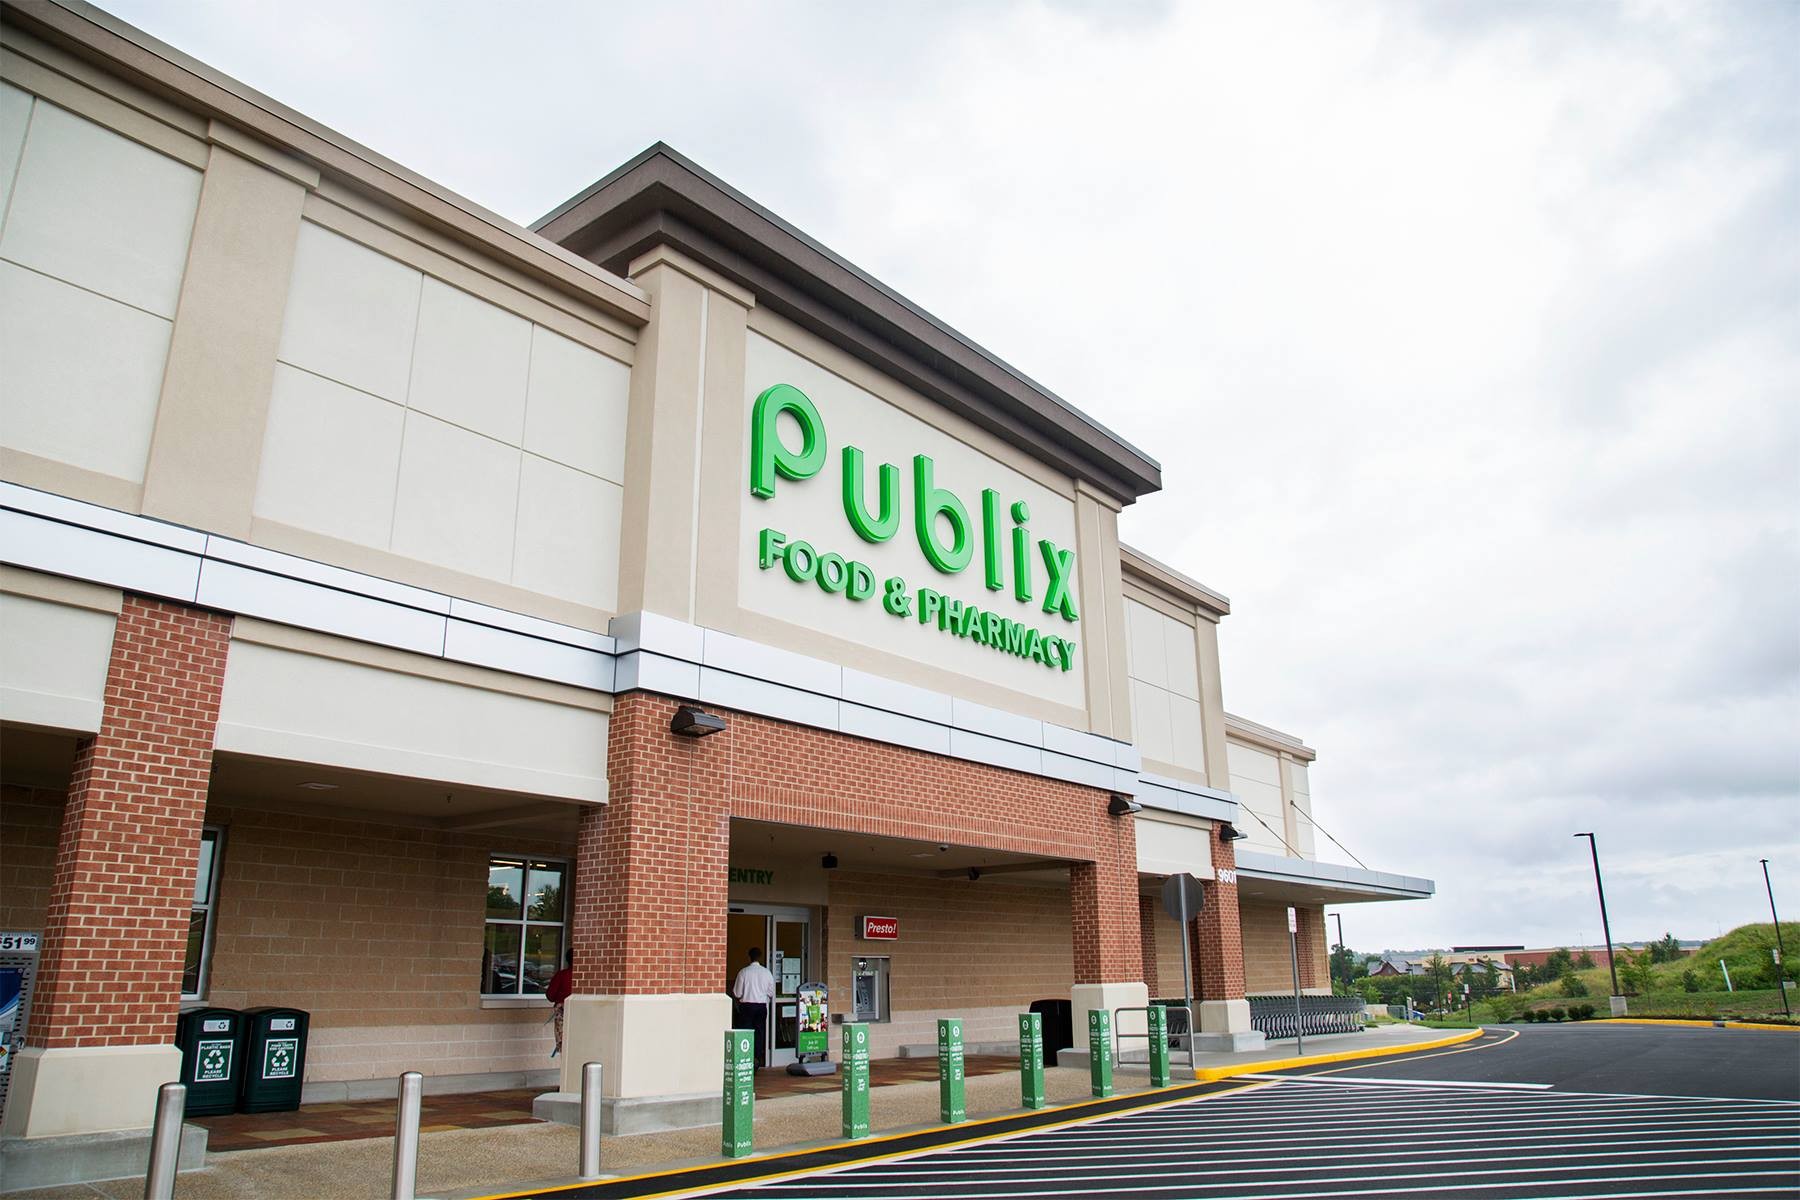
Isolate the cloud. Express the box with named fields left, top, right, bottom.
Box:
left=105, top=0, right=1800, bottom=952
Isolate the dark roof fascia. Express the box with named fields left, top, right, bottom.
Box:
left=536, top=145, right=1162, bottom=506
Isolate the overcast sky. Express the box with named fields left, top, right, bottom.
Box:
left=106, top=0, right=1798, bottom=954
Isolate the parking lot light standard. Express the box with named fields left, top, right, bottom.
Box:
left=1574, top=833, right=1624, bottom=1010
left=1759, top=858, right=1791, bottom=1018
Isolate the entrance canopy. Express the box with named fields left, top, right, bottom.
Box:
left=1233, top=849, right=1434, bottom=906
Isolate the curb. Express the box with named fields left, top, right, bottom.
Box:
left=1192, top=1027, right=1484, bottom=1081
left=1598, top=1017, right=1800, bottom=1032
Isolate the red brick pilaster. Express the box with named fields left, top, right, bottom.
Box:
left=1138, top=895, right=1160, bottom=993
left=1191, top=834, right=1244, bottom=1001
left=1070, top=816, right=1142, bottom=986
left=27, top=596, right=231, bottom=1049
left=571, top=693, right=729, bottom=995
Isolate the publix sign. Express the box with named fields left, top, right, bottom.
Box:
left=750, top=383, right=1079, bottom=673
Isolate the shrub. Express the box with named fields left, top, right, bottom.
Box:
left=1574, top=1003, right=1595, bottom=1020
left=1550, top=1006, right=1567, bottom=1021
left=1559, top=974, right=1590, bottom=998
left=1681, top=969, right=1702, bottom=993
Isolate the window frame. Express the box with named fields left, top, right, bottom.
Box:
left=482, top=853, right=570, bottom=999
left=181, top=825, right=224, bottom=1001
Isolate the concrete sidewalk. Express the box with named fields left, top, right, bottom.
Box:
left=6, top=1025, right=1461, bottom=1200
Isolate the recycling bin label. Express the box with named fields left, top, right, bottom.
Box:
left=195, top=1038, right=232, bottom=1083
left=262, top=1037, right=299, bottom=1080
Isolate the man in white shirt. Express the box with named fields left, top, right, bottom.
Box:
left=731, top=947, right=777, bottom=1067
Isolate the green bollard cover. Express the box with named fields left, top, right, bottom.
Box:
left=721, top=1028, right=755, bottom=1158
left=937, top=1017, right=966, bottom=1123
left=1087, top=1008, right=1114, bottom=1098
left=1018, top=1012, right=1047, bottom=1109
left=842, top=1022, right=871, bottom=1139
left=1147, top=1004, right=1171, bottom=1088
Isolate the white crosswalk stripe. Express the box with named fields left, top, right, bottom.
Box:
left=698, top=1077, right=1800, bottom=1200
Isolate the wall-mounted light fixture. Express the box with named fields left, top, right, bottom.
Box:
left=821, top=852, right=838, bottom=870
left=1218, top=822, right=1248, bottom=843
left=670, top=705, right=726, bottom=738
left=1107, top=794, right=1142, bottom=817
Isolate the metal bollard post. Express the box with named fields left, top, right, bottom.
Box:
left=391, top=1071, right=423, bottom=1200
left=578, top=1062, right=603, bottom=1179
left=143, top=1081, right=186, bottom=1200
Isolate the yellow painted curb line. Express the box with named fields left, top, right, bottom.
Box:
left=1193, top=1026, right=1484, bottom=1081
left=1725, top=1020, right=1800, bottom=1031
left=1599, top=1017, right=1800, bottom=1031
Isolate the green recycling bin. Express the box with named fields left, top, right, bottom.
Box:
left=239, top=1007, right=310, bottom=1112
left=175, top=1007, right=245, bottom=1115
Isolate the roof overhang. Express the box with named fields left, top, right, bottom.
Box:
left=1234, top=849, right=1434, bottom=905
left=536, top=144, right=1162, bottom=507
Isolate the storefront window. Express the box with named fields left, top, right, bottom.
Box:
left=483, top=856, right=567, bottom=996
left=181, top=827, right=222, bottom=998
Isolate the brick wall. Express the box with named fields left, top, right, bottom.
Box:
left=27, top=596, right=230, bottom=1049
left=825, top=870, right=1072, bottom=1017
left=0, top=785, right=61, bottom=931
left=1241, top=900, right=1295, bottom=993
left=1138, top=896, right=1159, bottom=992
left=204, top=803, right=573, bottom=1028
left=1147, top=909, right=1190, bottom=998
left=1190, top=836, right=1243, bottom=1001
left=575, top=693, right=1142, bottom=998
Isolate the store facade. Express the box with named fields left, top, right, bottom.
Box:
left=0, top=0, right=1431, bottom=1170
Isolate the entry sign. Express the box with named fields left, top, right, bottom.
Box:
left=937, top=1018, right=966, bottom=1123
left=721, top=1029, right=755, bottom=1158
left=1147, top=1005, right=1171, bottom=1089
left=1018, top=1012, right=1046, bottom=1110
left=1161, top=874, right=1206, bottom=923
left=841, top=1022, right=871, bottom=1139
left=1087, top=1009, right=1114, bottom=1098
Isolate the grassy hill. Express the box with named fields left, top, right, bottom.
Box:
left=1504, top=921, right=1799, bottom=1023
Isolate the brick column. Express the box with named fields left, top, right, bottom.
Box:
left=1192, top=838, right=1243, bottom=1001
left=1138, top=895, right=1160, bottom=994
left=1187, top=830, right=1261, bottom=1049
left=571, top=694, right=729, bottom=995
left=1070, top=828, right=1142, bottom=986
left=3, top=596, right=230, bottom=1138
left=1294, top=906, right=1328, bottom=991
left=1069, top=817, right=1147, bottom=1052
left=563, top=693, right=731, bottom=1104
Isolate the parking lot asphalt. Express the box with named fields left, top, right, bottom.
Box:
left=482, top=1024, right=1800, bottom=1200
left=1277, top=1022, right=1800, bottom=1101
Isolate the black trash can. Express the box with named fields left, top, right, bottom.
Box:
left=239, top=1007, right=310, bottom=1113
left=175, top=1007, right=245, bottom=1116
left=1028, top=999, right=1073, bottom=1067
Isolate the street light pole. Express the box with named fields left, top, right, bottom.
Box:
left=1574, top=833, right=1623, bottom=1009
left=1759, top=858, right=1791, bottom=1019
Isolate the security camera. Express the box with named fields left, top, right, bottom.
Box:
left=937, top=844, right=949, bottom=852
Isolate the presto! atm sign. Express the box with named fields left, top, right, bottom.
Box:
left=858, top=915, right=899, bottom=941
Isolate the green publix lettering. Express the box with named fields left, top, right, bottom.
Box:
left=749, top=384, right=1077, bottom=671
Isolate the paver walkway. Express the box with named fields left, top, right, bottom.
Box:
left=191, top=1055, right=1024, bottom=1150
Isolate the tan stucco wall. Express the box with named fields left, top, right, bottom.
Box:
left=0, top=29, right=640, bottom=635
